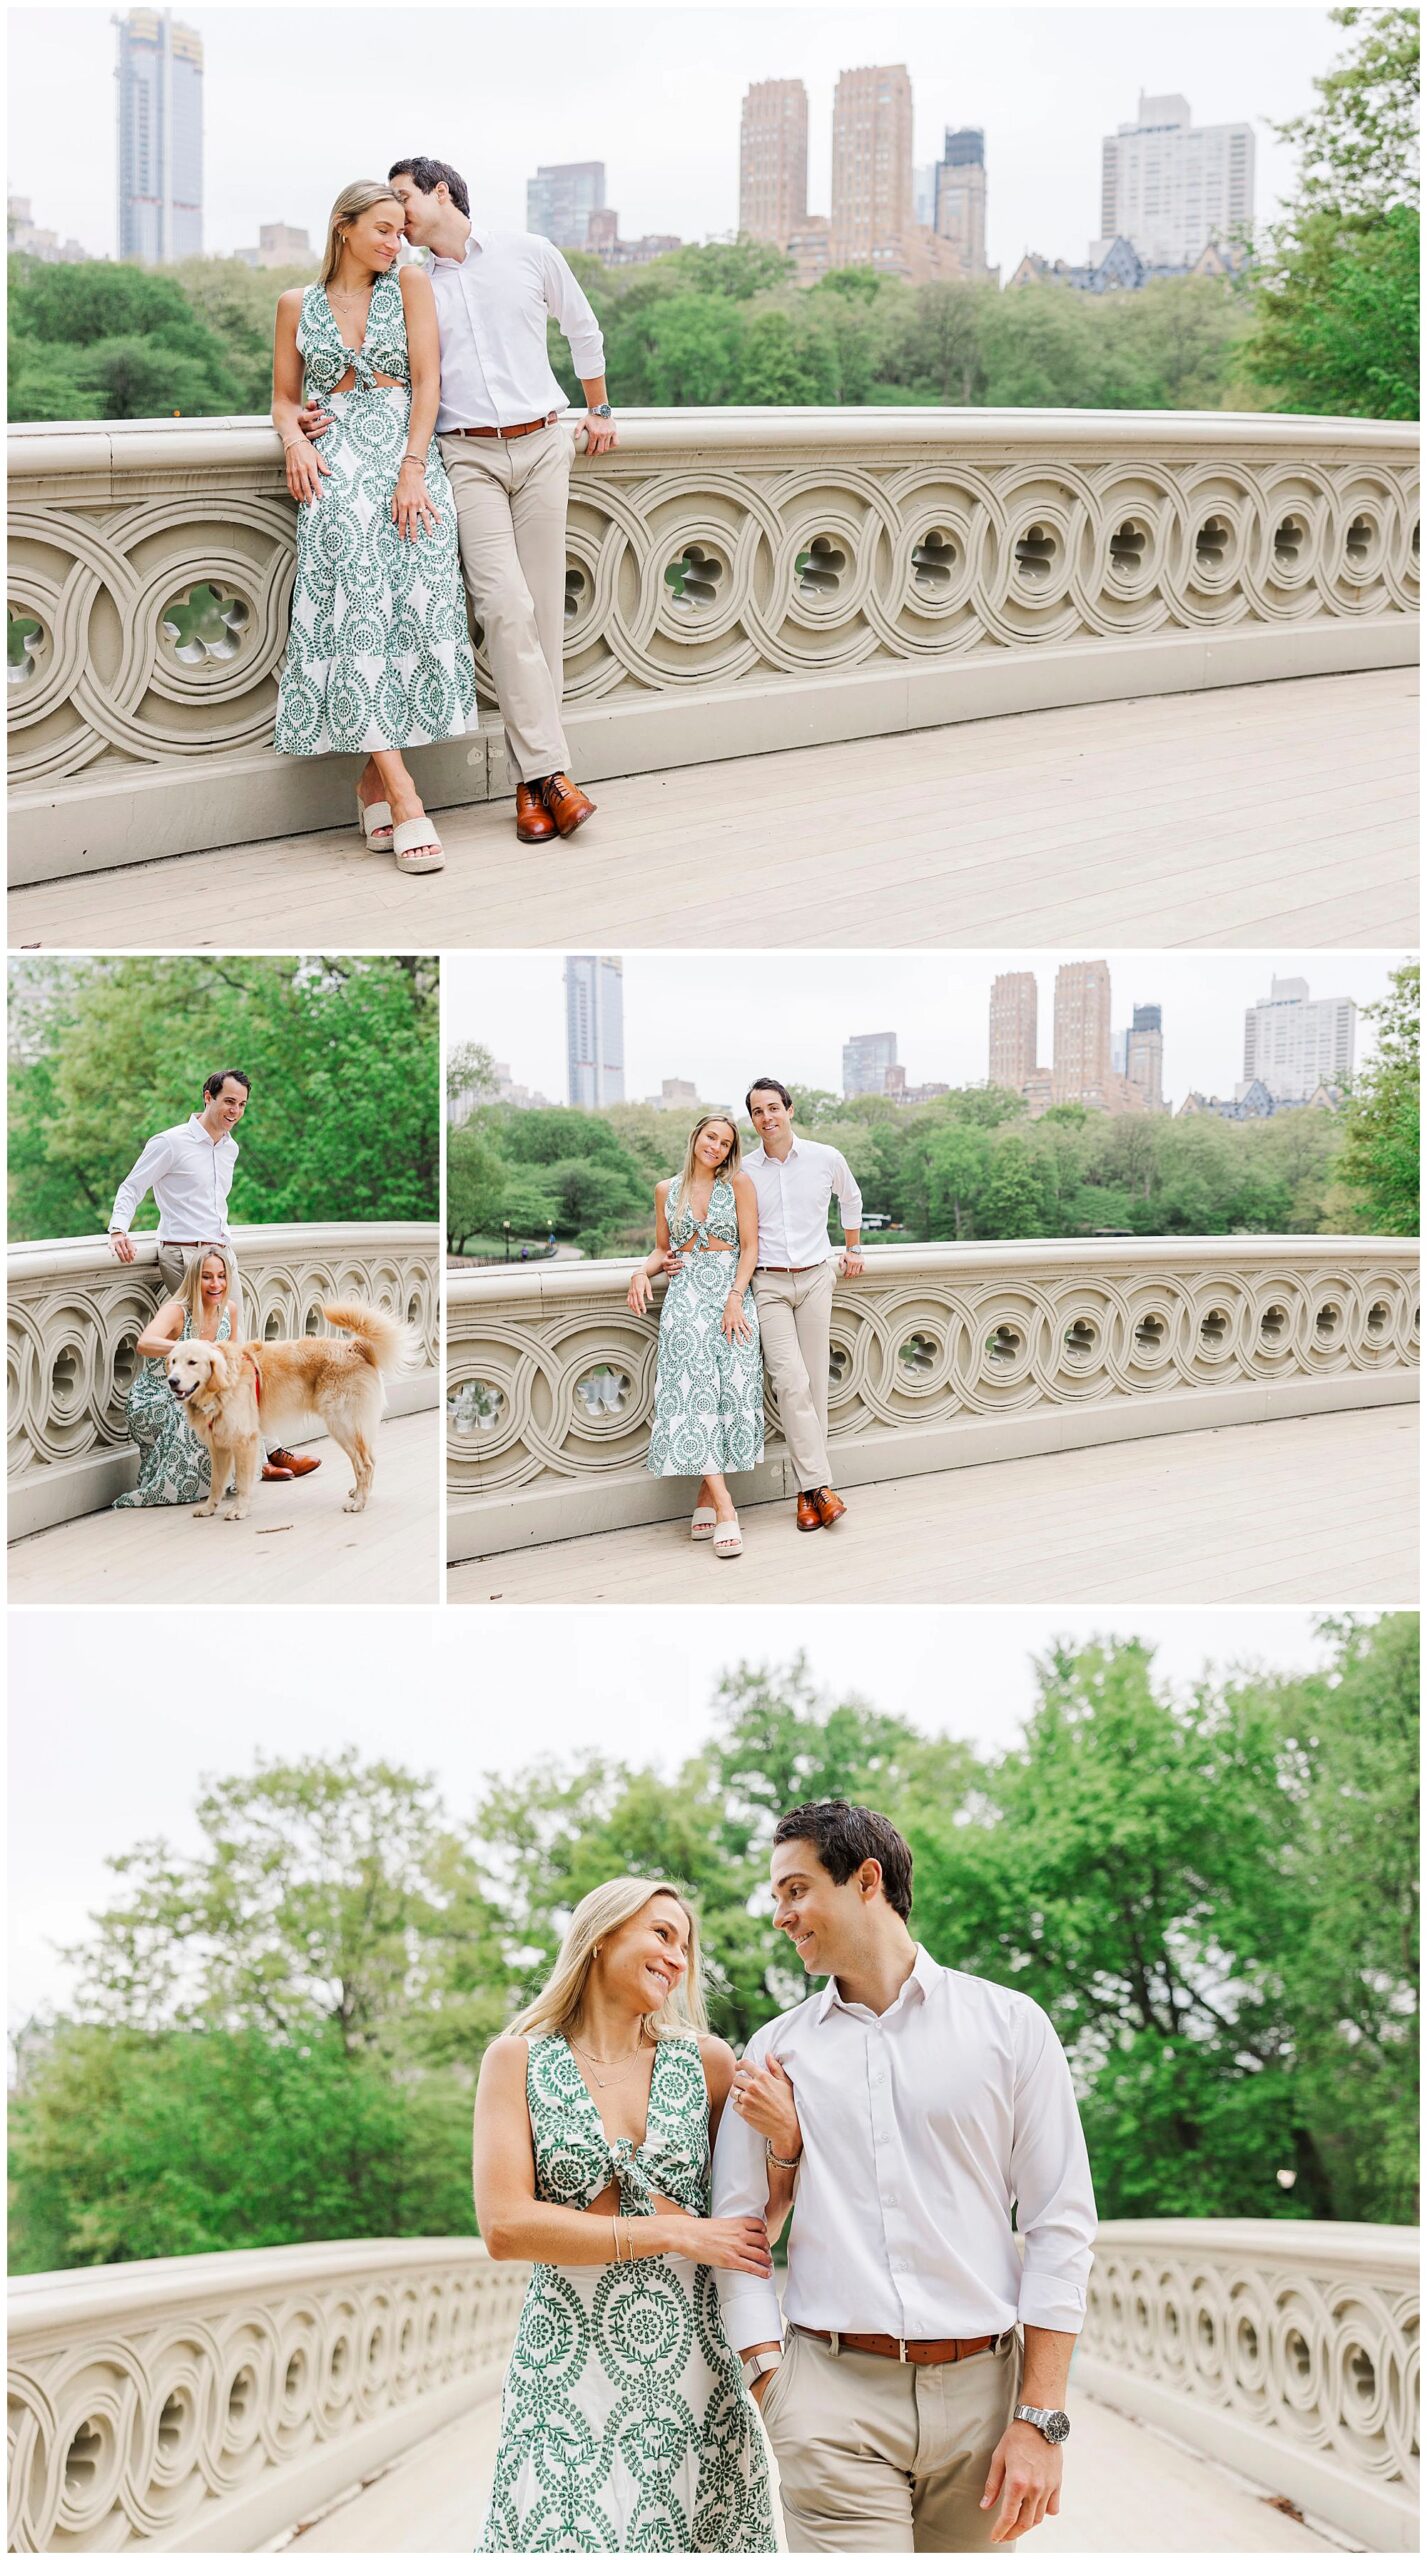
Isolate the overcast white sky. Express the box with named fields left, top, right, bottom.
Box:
left=445, top=948, right=1401, bottom=1111
left=10, top=1602, right=1345, bottom=2022
left=10, top=2, right=1341, bottom=269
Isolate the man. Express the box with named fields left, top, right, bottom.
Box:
left=743, top=1078, right=863, bottom=1533
left=107, top=1069, right=318, bottom=1485
left=712, top=1799, right=1096, bottom=2553
left=388, top=154, right=614, bottom=847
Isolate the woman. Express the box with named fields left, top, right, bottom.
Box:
left=271, top=181, right=476, bottom=875
left=112, top=1247, right=240, bottom=1510
left=473, top=1878, right=792, bottom=2553
left=627, top=1115, right=762, bottom=1560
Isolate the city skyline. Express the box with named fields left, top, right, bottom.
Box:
left=9, top=6, right=1343, bottom=273
left=445, top=951, right=1397, bottom=1122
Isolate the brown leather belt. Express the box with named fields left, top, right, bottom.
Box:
left=446, top=413, right=558, bottom=442
left=756, top=1263, right=822, bottom=1274
left=796, top=2327, right=999, bottom=2366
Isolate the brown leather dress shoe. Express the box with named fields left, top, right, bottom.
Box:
left=541, top=772, right=596, bottom=836
left=814, top=1487, right=847, bottom=1527
left=515, top=782, right=558, bottom=844
left=267, top=1446, right=321, bottom=1478
left=261, top=1459, right=294, bottom=1482
left=796, top=1491, right=824, bottom=1532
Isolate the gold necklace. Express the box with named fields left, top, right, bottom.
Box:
left=568, top=2033, right=648, bottom=2088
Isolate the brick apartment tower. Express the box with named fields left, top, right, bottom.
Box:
left=740, top=80, right=809, bottom=242
left=1053, top=961, right=1114, bottom=1104
left=831, top=64, right=914, bottom=267
left=989, top=971, right=1039, bottom=1091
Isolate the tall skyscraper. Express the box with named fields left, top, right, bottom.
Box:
left=1125, top=1001, right=1165, bottom=1112
left=115, top=9, right=203, bottom=264
left=934, top=127, right=989, bottom=275
left=739, top=80, right=808, bottom=242
left=565, top=955, right=625, bottom=1108
left=843, top=1031, right=898, bottom=1097
left=1100, top=92, right=1254, bottom=268
left=1052, top=961, right=1114, bottom=1105
left=831, top=64, right=914, bottom=269
left=989, top=971, right=1038, bottom=1091
left=1242, top=977, right=1355, bottom=1102
left=526, top=162, right=607, bottom=250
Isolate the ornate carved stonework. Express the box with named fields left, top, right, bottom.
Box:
left=447, top=1239, right=1420, bottom=1553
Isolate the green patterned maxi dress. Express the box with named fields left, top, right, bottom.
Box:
left=112, top=1308, right=230, bottom=1509
left=479, top=2034, right=774, bottom=2553
left=645, top=1178, right=764, bottom=1481
left=273, top=272, right=476, bottom=756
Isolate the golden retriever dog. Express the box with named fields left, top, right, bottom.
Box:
left=166, top=1301, right=413, bottom=1520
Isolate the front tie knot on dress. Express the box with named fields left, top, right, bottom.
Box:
left=273, top=272, right=476, bottom=759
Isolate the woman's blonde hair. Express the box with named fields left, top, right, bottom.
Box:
left=320, top=180, right=403, bottom=287
left=509, top=1877, right=708, bottom=2043
left=677, top=1112, right=741, bottom=1203
left=178, top=1245, right=241, bottom=1340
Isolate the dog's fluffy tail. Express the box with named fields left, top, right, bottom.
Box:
left=321, top=1300, right=422, bottom=1375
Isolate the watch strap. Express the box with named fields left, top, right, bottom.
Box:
left=744, top=2348, right=783, bottom=2381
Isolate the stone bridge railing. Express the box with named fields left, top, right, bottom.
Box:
left=446, top=1236, right=1420, bottom=1558
left=9, top=408, right=1418, bottom=879
left=1078, top=2220, right=1419, bottom=2550
left=6, top=2239, right=526, bottom=2555
left=7, top=2222, right=1416, bottom=2552
left=8, top=1225, right=440, bottom=1539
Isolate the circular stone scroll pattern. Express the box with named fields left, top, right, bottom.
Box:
left=10, top=446, right=1418, bottom=785
left=447, top=1259, right=1418, bottom=1496
left=6, top=2255, right=528, bottom=2553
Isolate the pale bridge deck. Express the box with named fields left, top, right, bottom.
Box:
left=450, top=1406, right=1420, bottom=1607
left=284, top=2389, right=1340, bottom=2554
left=9, top=670, right=1416, bottom=952
left=7, top=1410, right=438, bottom=1607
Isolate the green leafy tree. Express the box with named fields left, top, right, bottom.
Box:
left=1245, top=7, right=1419, bottom=417
left=7, top=956, right=439, bottom=1235
left=1334, top=960, right=1420, bottom=1233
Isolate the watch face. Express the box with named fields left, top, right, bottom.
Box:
left=1044, top=2410, right=1071, bottom=2445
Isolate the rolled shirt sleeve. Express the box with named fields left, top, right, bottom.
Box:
left=1010, top=1999, right=1097, bottom=2333
left=710, top=2025, right=783, bottom=2353
left=540, top=239, right=606, bottom=381
left=829, top=1148, right=864, bottom=1240
left=109, top=1133, right=173, bottom=1234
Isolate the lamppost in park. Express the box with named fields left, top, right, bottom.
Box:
left=503, top=1221, right=512, bottom=1261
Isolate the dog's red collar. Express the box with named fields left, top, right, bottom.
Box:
left=243, top=1348, right=262, bottom=1408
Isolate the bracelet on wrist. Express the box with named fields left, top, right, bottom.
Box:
left=765, top=2139, right=801, bottom=2171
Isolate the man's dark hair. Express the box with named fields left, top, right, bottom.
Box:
left=203, top=1069, right=251, bottom=1102
left=388, top=156, right=471, bottom=217
left=772, top=1800, right=914, bottom=1921
left=745, top=1076, right=793, bottom=1115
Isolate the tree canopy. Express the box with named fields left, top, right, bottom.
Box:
left=7, top=955, right=439, bottom=1235
left=9, top=1618, right=1416, bottom=2270
left=446, top=1081, right=1371, bottom=1261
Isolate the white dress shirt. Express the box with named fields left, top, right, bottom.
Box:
left=427, top=227, right=606, bottom=432
left=744, top=1135, right=863, bottom=1268
left=108, top=1116, right=237, bottom=1243
left=711, top=1945, right=1096, bottom=2352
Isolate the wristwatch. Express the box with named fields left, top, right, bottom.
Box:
left=589, top=402, right=613, bottom=418
left=1014, top=2403, right=1070, bottom=2445
left=744, top=2349, right=783, bottom=2383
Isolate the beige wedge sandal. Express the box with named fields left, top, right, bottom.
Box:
left=357, top=794, right=394, bottom=850
left=391, top=816, right=445, bottom=875
left=712, top=1516, right=743, bottom=1559
left=690, top=1505, right=718, bottom=1542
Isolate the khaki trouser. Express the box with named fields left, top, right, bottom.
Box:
left=751, top=1260, right=837, bottom=1490
left=155, top=1239, right=244, bottom=1332
left=761, top=2327, right=1022, bottom=2553
left=440, top=423, right=575, bottom=784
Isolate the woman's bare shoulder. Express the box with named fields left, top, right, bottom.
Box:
left=478, top=2033, right=532, bottom=2088
left=398, top=261, right=434, bottom=300
left=696, top=2033, right=737, bottom=2097
left=274, top=286, right=307, bottom=317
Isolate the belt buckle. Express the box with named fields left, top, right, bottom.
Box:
left=898, top=2338, right=908, bottom=2365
